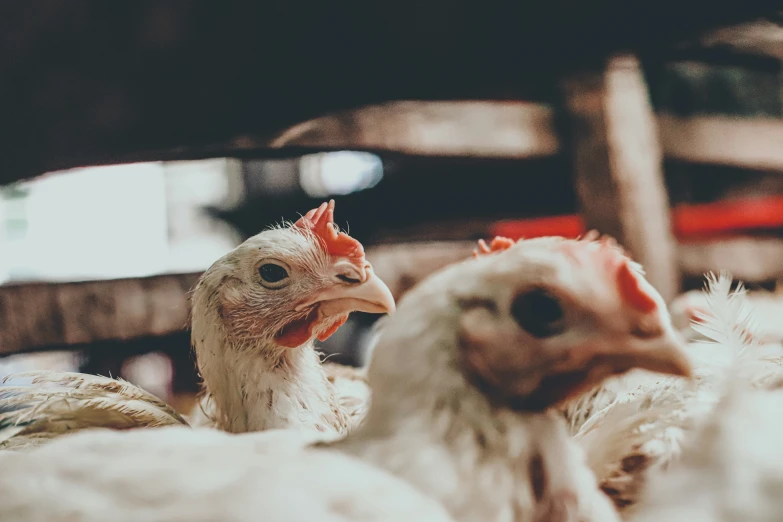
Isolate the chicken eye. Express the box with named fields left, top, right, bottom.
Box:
left=259, top=263, right=289, bottom=285
left=336, top=274, right=361, bottom=284
left=511, top=288, right=566, bottom=338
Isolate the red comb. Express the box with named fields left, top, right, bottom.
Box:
left=293, top=200, right=365, bottom=265
left=567, top=231, right=658, bottom=314
left=559, top=231, right=621, bottom=268
left=591, top=235, right=657, bottom=314
left=616, top=260, right=658, bottom=314
left=473, top=236, right=516, bottom=258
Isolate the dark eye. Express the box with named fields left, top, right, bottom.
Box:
left=511, top=288, right=566, bottom=338
left=259, top=263, right=289, bottom=284
left=336, top=274, right=361, bottom=284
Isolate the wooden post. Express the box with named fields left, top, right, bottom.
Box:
left=562, top=54, right=679, bottom=303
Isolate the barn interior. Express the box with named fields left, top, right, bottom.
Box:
left=3, top=2, right=783, bottom=518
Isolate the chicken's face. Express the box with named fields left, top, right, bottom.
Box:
left=371, top=234, right=692, bottom=416
left=197, top=200, right=395, bottom=350
left=457, top=235, right=692, bottom=411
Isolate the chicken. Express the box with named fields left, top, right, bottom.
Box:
left=0, top=372, right=190, bottom=451
left=0, top=234, right=692, bottom=522
left=0, top=200, right=395, bottom=450
left=631, top=280, right=783, bottom=522
left=631, top=386, right=783, bottom=522
left=571, top=272, right=783, bottom=515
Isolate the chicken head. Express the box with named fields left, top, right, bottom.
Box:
left=194, top=199, right=395, bottom=349
left=459, top=234, right=692, bottom=412
left=347, top=233, right=693, bottom=522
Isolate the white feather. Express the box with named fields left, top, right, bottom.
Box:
left=575, top=271, right=783, bottom=513
left=633, top=272, right=783, bottom=522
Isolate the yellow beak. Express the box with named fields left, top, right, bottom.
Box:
left=296, top=266, right=396, bottom=318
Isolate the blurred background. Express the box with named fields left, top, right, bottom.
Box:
left=3, top=10, right=783, bottom=413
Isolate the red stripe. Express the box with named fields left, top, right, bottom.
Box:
left=489, top=196, right=783, bottom=241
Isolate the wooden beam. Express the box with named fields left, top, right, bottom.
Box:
left=697, top=20, right=783, bottom=59
left=679, top=237, right=783, bottom=282
left=0, top=273, right=199, bottom=356
left=273, top=103, right=783, bottom=170
left=3, top=237, right=783, bottom=355
left=562, top=54, right=680, bottom=302
left=3, top=96, right=783, bottom=175
left=270, top=101, right=559, bottom=159
left=658, top=114, right=783, bottom=170
left=269, top=103, right=783, bottom=171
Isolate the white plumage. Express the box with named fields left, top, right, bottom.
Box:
left=632, top=386, right=783, bottom=522
left=0, top=426, right=454, bottom=522
left=631, top=274, right=783, bottom=522
left=570, top=272, right=783, bottom=514
left=670, top=280, right=783, bottom=344
left=0, top=234, right=692, bottom=522
left=0, top=200, right=395, bottom=449
left=0, top=371, right=188, bottom=451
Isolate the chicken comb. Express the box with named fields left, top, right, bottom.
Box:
left=616, top=261, right=658, bottom=314
left=293, top=200, right=365, bottom=265
left=570, top=231, right=658, bottom=314
left=473, top=236, right=516, bottom=258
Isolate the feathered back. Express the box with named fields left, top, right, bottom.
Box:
left=0, top=371, right=188, bottom=451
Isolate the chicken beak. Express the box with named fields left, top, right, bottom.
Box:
left=297, top=268, right=396, bottom=318
left=581, top=324, right=692, bottom=377
left=597, top=328, right=693, bottom=379
left=544, top=328, right=692, bottom=404
left=510, top=328, right=692, bottom=412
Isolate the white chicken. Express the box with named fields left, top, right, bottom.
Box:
left=0, top=200, right=395, bottom=450
left=0, top=234, right=692, bottom=522
left=571, top=272, right=783, bottom=515
left=631, top=275, right=783, bottom=522
left=631, top=386, right=783, bottom=522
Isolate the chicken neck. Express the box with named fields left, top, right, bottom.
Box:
left=192, top=316, right=346, bottom=435
left=328, top=316, right=613, bottom=522
left=331, top=382, right=579, bottom=520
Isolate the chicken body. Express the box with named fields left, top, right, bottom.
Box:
left=630, top=279, right=783, bottom=522
left=570, top=273, right=783, bottom=514
left=0, top=201, right=394, bottom=450
left=0, top=372, right=189, bottom=451
left=631, top=385, right=783, bottom=522
left=0, top=234, right=692, bottom=522
left=0, top=426, right=454, bottom=522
